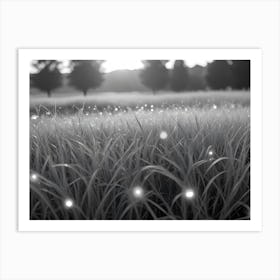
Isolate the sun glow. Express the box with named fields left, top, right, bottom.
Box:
left=102, top=60, right=144, bottom=73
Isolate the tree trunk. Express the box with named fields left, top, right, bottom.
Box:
left=83, top=90, right=87, bottom=97
left=47, top=91, right=51, bottom=98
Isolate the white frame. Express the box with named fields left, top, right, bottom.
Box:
left=18, top=48, right=262, bottom=232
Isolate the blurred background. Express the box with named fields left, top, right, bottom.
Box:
left=30, top=60, right=250, bottom=98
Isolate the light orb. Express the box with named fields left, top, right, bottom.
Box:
left=213, top=104, right=217, bottom=110
left=31, top=115, right=39, bottom=120
left=159, top=131, right=168, bottom=140
left=184, top=189, right=195, bottom=199
left=132, top=186, right=144, bottom=199
left=30, top=173, right=39, bottom=183
left=64, top=198, right=74, bottom=208
left=207, top=149, right=215, bottom=161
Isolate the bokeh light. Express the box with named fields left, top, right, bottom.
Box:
left=132, top=186, right=144, bottom=199
left=207, top=148, right=215, bottom=161
left=30, top=173, right=39, bottom=183
left=184, top=189, right=195, bottom=199
left=31, top=115, right=39, bottom=120
left=159, top=131, right=168, bottom=140
left=64, top=198, right=74, bottom=208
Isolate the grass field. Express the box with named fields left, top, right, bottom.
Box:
left=30, top=91, right=250, bottom=220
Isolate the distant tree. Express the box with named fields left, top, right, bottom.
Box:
left=31, top=60, right=62, bottom=97
left=170, top=60, right=188, bottom=92
left=140, top=60, right=169, bottom=94
left=187, top=65, right=207, bottom=91
left=231, top=60, right=250, bottom=89
left=68, top=60, right=104, bottom=96
left=206, top=60, right=232, bottom=90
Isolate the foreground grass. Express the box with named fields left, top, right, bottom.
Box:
left=30, top=104, right=250, bottom=220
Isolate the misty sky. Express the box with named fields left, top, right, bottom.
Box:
left=31, top=59, right=212, bottom=74
left=102, top=59, right=211, bottom=73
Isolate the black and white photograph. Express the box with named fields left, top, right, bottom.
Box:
left=2, top=0, right=279, bottom=279
left=24, top=49, right=255, bottom=224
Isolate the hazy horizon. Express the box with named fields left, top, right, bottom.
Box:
left=30, top=59, right=212, bottom=74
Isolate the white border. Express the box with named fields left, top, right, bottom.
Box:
left=18, top=49, right=262, bottom=232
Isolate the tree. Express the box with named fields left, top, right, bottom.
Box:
left=186, top=65, right=207, bottom=91
left=31, top=60, right=62, bottom=97
left=170, top=60, right=188, bottom=92
left=206, top=60, right=232, bottom=90
left=140, top=60, right=169, bottom=94
left=68, top=60, right=104, bottom=96
left=231, top=60, right=250, bottom=89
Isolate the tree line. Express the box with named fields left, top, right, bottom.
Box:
left=30, top=60, right=250, bottom=97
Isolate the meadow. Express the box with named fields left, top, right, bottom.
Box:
left=30, top=91, right=250, bottom=220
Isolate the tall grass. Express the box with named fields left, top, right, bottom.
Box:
left=30, top=90, right=250, bottom=116
left=30, top=103, right=250, bottom=220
